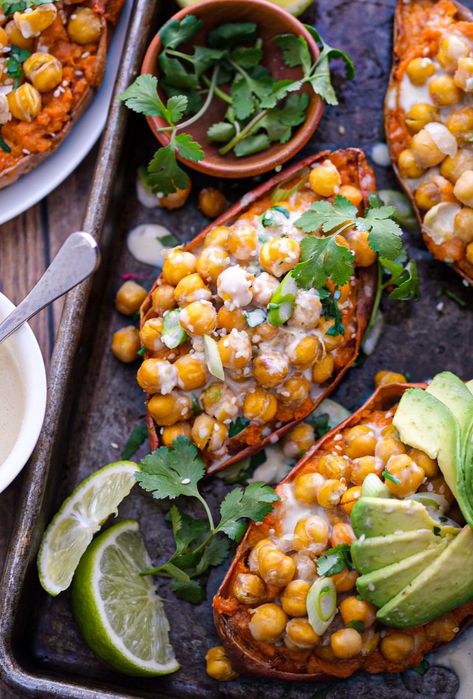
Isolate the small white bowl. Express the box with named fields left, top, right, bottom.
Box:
left=0, top=292, right=47, bottom=493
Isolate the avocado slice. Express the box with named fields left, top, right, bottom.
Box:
left=351, top=497, right=459, bottom=539
left=427, top=372, right=473, bottom=439
left=356, top=543, right=447, bottom=607
left=351, top=530, right=444, bottom=574
left=377, top=526, right=473, bottom=628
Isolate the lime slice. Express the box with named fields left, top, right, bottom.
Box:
left=176, top=0, right=313, bottom=16
left=71, top=520, right=179, bottom=677
left=38, top=461, right=138, bottom=596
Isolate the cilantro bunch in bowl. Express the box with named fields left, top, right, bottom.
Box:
left=120, top=0, right=354, bottom=194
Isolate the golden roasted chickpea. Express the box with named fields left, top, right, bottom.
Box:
left=330, top=522, right=356, bottom=547
left=227, top=222, right=258, bottom=261
left=248, top=538, right=277, bottom=572
left=201, top=383, right=238, bottom=422
left=205, top=646, right=238, bottom=682
left=330, top=628, right=363, bottom=659
left=159, top=183, right=191, bottom=210
left=137, top=358, right=177, bottom=394
left=406, top=103, right=439, bottom=134
left=243, top=387, right=277, bottom=424
left=277, top=374, right=310, bottom=408
left=467, top=241, right=473, bottom=265
left=415, top=180, right=443, bottom=211
left=282, top=423, right=315, bottom=458
left=408, top=447, right=439, bottom=478
left=139, top=317, right=164, bottom=352
left=332, top=568, right=358, bottom=592
left=446, top=107, right=473, bottom=144
left=111, top=326, right=140, bottom=363
left=174, top=273, right=211, bottom=306
left=290, top=289, right=323, bottom=329
left=345, top=425, right=376, bottom=459
left=148, top=392, right=192, bottom=426
left=338, top=184, right=363, bottom=207
left=317, top=478, right=347, bottom=508
left=293, top=472, right=325, bottom=505
left=196, top=246, right=229, bottom=283
left=407, top=57, right=435, bottom=86
left=253, top=351, right=289, bottom=388
left=14, top=3, right=56, bottom=38
left=280, top=580, right=310, bottom=617
left=454, top=56, right=473, bottom=92
left=425, top=614, right=459, bottom=643
left=216, top=307, right=246, bottom=333
left=179, top=300, right=217, bottom=335
left=285, top=618, right=320, bottom=649
left=440, top=149, right=473, bottom=183
left=380, top=633, right=414, bottom=663
left=174, top=354, right=207, bottom=390
left=293, top=515, right=329, bottom=551
left=438, top=34, right=470, bottom=72
left=397, top=149, right=424, bottom=179
left=454, top=207, right=473, bottom=244
left=251, top=271, right=279, bottom=307
left=250, top=322, right=278, bottom=343
left=429, top=74, right=462, bottom=106
left=318, top=454, right=350, bottom=480
left=339, top=596, right=376, bottom=628
left=411, top=129, right=446, bottom=169
left=115, top=280, right=147, bottom=316
left=340, top=486, right=362, bottom=515
left=23, top=52, right=63, bottom=93
left=374, top=370, right=408, bottom=387
left=191, top=413, right=228, bottom=452
left=162, top=249, right=196, bottom=285
left=203, top=225, right=230, bottom=249
left=5, top=20, right=33, bottom=50
left=151, top=284, right=176, bottom=314
left=454, top=170, right=473, bottom=208
left=259, top=548, right=296, bottom=587
left=67, top=7, right=102, bottom=44
left=351, top=456, right=383, bottom=485
left=312, top=354, right=335, bottom=384
left=385, top=453, right=425, bottom=497
left=0, top=27, right=7, bottom=47
left=198, top=187, right=227, bottom=218
left=249, top=603, right=288, bottom=643
left=218, top=329, right=252, bottom=369
left=259, top=237, right=300, bottom=277
left=7, top=83, right=41, bottom=122
left=287, top=335, right=323, bottom=369
left=375, top=437, right=406, bottom=464
left=161, top=422, right=192, bottom=447
left=232, top=573, right=266, bottom=605
left=309, top=160, right=342, bottom=197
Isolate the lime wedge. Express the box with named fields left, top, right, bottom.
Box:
left=71, top=520, right=179, bottom=676
left=176, top=0, right=313, bottom=17
left=38, top=461, right=138, bottom=596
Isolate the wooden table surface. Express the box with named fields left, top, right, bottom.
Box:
left=0, top=149, right=98, bottom=698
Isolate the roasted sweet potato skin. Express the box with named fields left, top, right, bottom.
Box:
left=213, top=381, right=473, bottom=680
left=140, top=148, right=378, bottom=473
left=385, top=0, right=473, bottom=285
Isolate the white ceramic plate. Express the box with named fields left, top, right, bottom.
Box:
left=0, top=0, right=133, bottom=226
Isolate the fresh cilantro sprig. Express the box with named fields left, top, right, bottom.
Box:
left=0, top=0, right=51, bottom=15
left=6, top=46, right=31, bottom=89
left=136, top=437, right=278, bottom=602
left=317, top=543, right=353, bottom=577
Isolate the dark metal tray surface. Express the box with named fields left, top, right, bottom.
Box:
left=1, top=0, right=473, bottom=697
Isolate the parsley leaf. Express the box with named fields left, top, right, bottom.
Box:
left=120, top=423, right=148, bottom=460
left=317, top=544, right=353, bottom=577
left=137, top=436, right=204, bottom=500
left=217, top=483, right=279, bottom=540
left=160, top=15, right=203, bottom=50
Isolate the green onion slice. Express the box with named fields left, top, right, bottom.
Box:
left=244, top=308, right=266, bottom=327
left=361, top=473, right=392, bottom=499
left=409, top=492, right=449, bottom=513
left=307, top=577, right=337, bottom=636
left=162, top=309, right=187, bottom=349
left=203, top=334, right=225, bottom=380
left=267, top=273, right=297, bottom=326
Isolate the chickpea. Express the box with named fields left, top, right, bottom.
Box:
left=0, top=27, right=6, bottom=47
left=218, top=329, right=252, bottom=369
left=429, top=74, right=462, bottom=106
left=151, top=284, right=176, bottom=314
left=309, top=160, right=341, bottom=197
left=159, top=183, right=191, bottom=210
left=332, top=568, right=358, bottom=592
left=137, top=358, right=177, bottom=394
left=216, top=307, right=245, bottom=333
left=111, top=326, right=140, bottom=363
left=415, top=180, right=442, bottom=211
left=293, top=515, right=329, bottom=551
left=248, top=538, right=276, bottom=572
left=227, top=222, right=258, bottom=261
left=250, top=322, right=278, bottom=343
left=249, top=603, right=288, bottom=643
left=374, top=370, right=408, bottom=387
left=293, top=472, right=325, bottom=505
left=7, top=83, right=41, bottom=122
left=330, top=522, right=356, bottom=547
left=317, top=479, right=346, bottom=508
left=259, top=237, right=300, bottom=277
left=454, top=56, right=473, bottom=92
left=196, top=246, right=229, bottom=283
left=318, top=454, right=351, bottom=480
left=440, top=149, right=473, bottom=183
left=243, top=387, right=277, bottom=424
left=232, top=573, right=266, bottom=605
left=191, top=414, right=228, bottom=451
left=282, top=423, right=315, bottom=458
left=203, top=225, right=230, bottom=249
left=467, top=242, right=473, bottom=265
left=287, top=335, right=323, bottom=370
left=259, top=548, right=296, bottom=587
left=330, top=628, right=362, bottom=659
left=198, top=187, right=227, bottom=218
left=174, top=273, right=211, bottom=306
left=345, top=425, right=376, bottom=459
left=340, top=486, right=362, bottom=515
left=115, top=281, right=147, bottom=315
left=217, top=265, right=253, bottom=309
left=438, top=34, right=470, bottom=72
left=161, top=422, right=192, bottom=447
left=312, top=354, right=335, bottom=384
left=14, top=3, right=56, bottom=38
left=408, top=447, right=439, bottom=478
left=280, top=580, right=310, bottom=617
left=174, top=354, right=207, bottom=390
left=406, top=103, right=439, bottom=134
left=148, top=392, right=192, bottom=426
left=406, top=57, right=435, bottom=86
left=319, top=318, right=345, bottom=351
left=277, top=374, right=310, bottom=409
left=201, top=383, right=238, bottom=422
left=339, top=596, right=376, bottom=628
left=290, top=289, right=322, bottom=329
left=67, top=7, right=102, bottom=44
left=351, top=456, right=382, bottom=485
left=425, top=614, right=459, bottom=643
left=285, top=618, right=319, bottom=649
left=375, top=437, right=406, bottom=464
left=5, top=20, right=34, bottom=49
left=22, top=52, right=63, bottom=93
left=253, top=351, right=289, bottom=388
left=454, top=208, right=473, bottom=244
left=162, top=249, right=196, bottom=285
left=179, top=300, right=217, bottom=335
left=338, top=185, right=363, bottom=207
left=385, top=454, right=425, bottom=497
left=446, top=107, right=473, bottom=144
left=397, top=149, right=424, bottom=179
left=454, top=170, right=473, bottom=208
left=251, top=272, right=279, bottom=307
left=205, top=646, right=238, bottom=681
left=410, top=130, right=446, bottom=169
left=139, top=317, right=164, bottom=352
left=380, top=633, right=414, bottom=663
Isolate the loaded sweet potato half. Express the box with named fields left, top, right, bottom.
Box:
left=0, top=0, right=125, bottom=188
left=385, top=0, right=473, bottom=284
left=213, top=371, right=473, bottom=680
left=138, top=149, right=379, bottom=474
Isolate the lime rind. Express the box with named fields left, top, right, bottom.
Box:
left=37, top=461, right=139, bottom=596
left=71, top=519, right=179, bottom=677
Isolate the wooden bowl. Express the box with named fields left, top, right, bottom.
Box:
left=141, top=0, right=324, bottom=179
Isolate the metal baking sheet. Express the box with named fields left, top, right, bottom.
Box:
left=0, top=1, right=472, bottom=697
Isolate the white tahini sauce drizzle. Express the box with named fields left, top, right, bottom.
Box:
left=430, top=626, right=473, bottom=699
left=127, top=224, right=174, bottom=267
left=248, top=445, right=291, bottom=484
left=371, top=143, right=391, bottom=167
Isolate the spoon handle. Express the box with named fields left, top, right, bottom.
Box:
left=0, top=231, right=100, bottom=345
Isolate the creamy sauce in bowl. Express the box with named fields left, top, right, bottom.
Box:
left=0, top=341, right=25, bottom=465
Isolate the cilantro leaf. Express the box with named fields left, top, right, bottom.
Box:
left=159, top=54, right=198, bottom=91
left=217, top=483, right=279, bottom=540
left=170, top=578, right=205, bottom=603
left=234, top=133, right=271, bottom=157
left=174, top=133, right=204, bottom=162
left=304, top=26, right=355, bottom=106
left=365, top=207, right=403, bottom=261
left=207, top=121, right=236, bottom=143
left=228, top=416, right=250, bottom=438
left=232, top=78, right=255, bottom=120
left=160, top=15, right=203, bottom=50
left=194, top=536, right=230, bottom=575
left=208, top=22, right=257, bottom=49
left=119, top=75, right=166, bottom=118
left=319, top=287, right=344, bottom=336
left=293, top=234, right=354, bottom=288
left=232, top=45, right=263, bottom=69
left=6, top=46, right=30, bottom=89
left=275, top=34, right=311, bottom=74
left=0, top=0, right=50, bottom=15
left=193, top=46, right=225, bottom=77
left=387, top=260, right=420, bottom=301
left=168, top=506, right=209, bottom=555
left=296, top=196, right=357, bottom=234
left=137, top=437, right=205, bottom=499
left=160, top=233, right=180, bottom=247
left=317, top=544, right=353, bottom=577
left=120, top=423, right=148, bottom=460
left=166, top=95, right=188, bottom=123
left=147, top=145, right=189, bottom=196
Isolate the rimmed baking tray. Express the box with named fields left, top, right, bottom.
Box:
left=0, top=0, right=472, bottom=697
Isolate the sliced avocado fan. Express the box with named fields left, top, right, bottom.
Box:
left=351, top=529, right=446, bottom=574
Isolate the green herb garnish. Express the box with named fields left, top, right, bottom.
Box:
left=382, top=470, right=401, bottom=485
left=346, top=620, right=365, bottom=633
left=0, top=131, right=11, bottom=153
left=228, top=416, right=250, bottom=438
left=411, top=659, right=430, bottom=675
left=0, top=0, right=51, bottom=15
left=120, top=423, right=148, bottom=460
left=137, top=346, right=146, bottom=357
left=160, top=233, right=180, bottom=247
left=317, top=543, right=353, bottom=577
left=319, top=287, right=344, bottom=336
left=6, top=46, right=31, bottom=89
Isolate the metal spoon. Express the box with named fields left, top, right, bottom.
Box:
left=0, top=231, right=100, bottom=345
